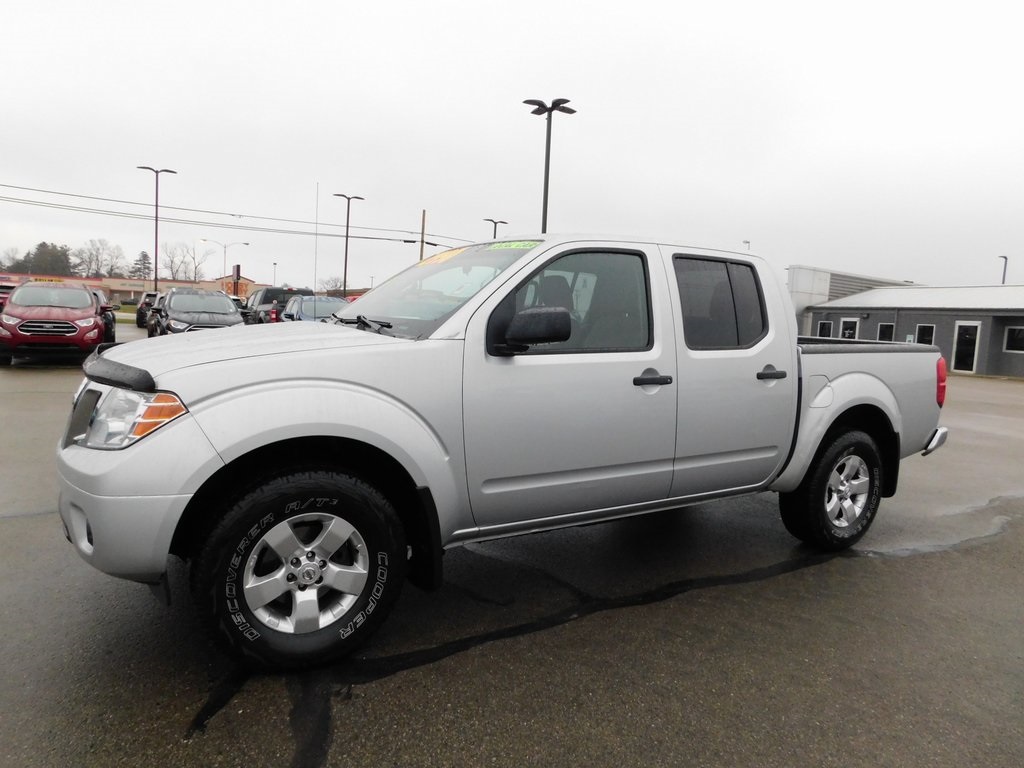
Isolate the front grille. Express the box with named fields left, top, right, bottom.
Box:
left=19, top=320, right=78, bottom=336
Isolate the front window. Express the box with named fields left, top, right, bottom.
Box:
left=334, top=241, right=541, bottom=338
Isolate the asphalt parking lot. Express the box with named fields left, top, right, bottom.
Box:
left=1, top=328, right=1022, bottom=768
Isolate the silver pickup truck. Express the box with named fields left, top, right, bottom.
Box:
left=57, top=236, right=948, bottom=668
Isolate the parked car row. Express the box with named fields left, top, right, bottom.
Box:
left=0, top=281, right=119, bottom=365
left=1, top=280, right=352, bottom=365
left=141, top=287, right=347, bottom=335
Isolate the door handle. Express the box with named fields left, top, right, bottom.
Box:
left=756, top=366, right=787, bottom=380
left=633, top=373, right=673, bottom=386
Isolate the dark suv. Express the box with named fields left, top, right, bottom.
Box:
left=147, top=288, right=244, bottom=336
left=135, top=291, right=158, bottom=327
left=243, top=286, right=314, bottom=324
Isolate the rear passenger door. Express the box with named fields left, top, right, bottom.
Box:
left=668, top=253, right=798, bottom=497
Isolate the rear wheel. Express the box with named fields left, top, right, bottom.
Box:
left=779, top=430, right=882, bottom=550
left=191, top=470, right=406, bottom=669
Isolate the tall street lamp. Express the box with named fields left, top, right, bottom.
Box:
left=333, top=193, right=364, bottom=298
left=273, top=262, right=277, bottom=284
left=200, top=238, right=249, bottom=288
left=137, top=166, right=177, bottom=291
left=998, top=255, right=1008, bottom=285
left=484, top=218, right=508, bottom=239
left=523, top=98, right=575, bottom=233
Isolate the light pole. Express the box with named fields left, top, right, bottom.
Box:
left=333, top=193, right=364, bottom=298
left=743, top=240, right=751, bottom=250
left=484, top=218, right=508, bottom=239
left=273, top=262, right=277, bottom=284
left=137, top=166, right=177, bottom=291
left=523, top=98, right=575, bottom=233
left=200, top=238, right=249, bottom=289
left=998, top=255, right=1008, bottom=285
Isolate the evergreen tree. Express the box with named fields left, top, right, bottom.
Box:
left=129, top=251, right=153, bottom=280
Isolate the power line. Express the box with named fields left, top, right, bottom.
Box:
left=0, top=182, right=475, bottom=244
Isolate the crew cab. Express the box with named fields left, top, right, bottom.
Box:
left=57, top=236, right=948, bottom=668
left=1, top=281, right=115, bottom=365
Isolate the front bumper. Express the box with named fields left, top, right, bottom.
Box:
left=56, top=402, right=225, bottom=583
left=58, top=482, right=191, bottom=583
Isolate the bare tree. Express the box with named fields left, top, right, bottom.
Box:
left=1, top=246, right=20, bottom=269
left=318, top=277, right=345, bottom=292
left=161, top=242, right=208, bottom=282
left=72, top=239, right=125, bottom=277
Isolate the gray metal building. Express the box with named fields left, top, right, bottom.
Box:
left=806, top=285, right=1024, bottom=377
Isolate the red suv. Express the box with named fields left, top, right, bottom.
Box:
left=0, top=282, right=113, bottom=365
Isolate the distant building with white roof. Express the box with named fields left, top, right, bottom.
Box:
left=805, top=283, right=1024, bottom=377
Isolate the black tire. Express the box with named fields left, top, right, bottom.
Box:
left=778, top=430, right=882, bottom=551
left=0, top=354, right=11, bottom=367
left=191, top=470, right=406, bottom=669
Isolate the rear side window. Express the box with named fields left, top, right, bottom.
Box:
left=674, top=256, right=767, bottom=350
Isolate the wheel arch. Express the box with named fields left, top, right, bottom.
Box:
left=810, top=404, right=900, bottom=497
left=170, top=435, right=444, bottom=590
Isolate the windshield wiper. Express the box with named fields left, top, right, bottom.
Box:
left=337, top=314, right=393, bottom=334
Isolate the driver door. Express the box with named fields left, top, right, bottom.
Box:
left=462, top=245, right=678, bottom=529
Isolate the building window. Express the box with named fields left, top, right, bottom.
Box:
left=877, top=323, right=894, bottom=341
left=1005, top=327, right=1024, bottom=354
left=916, top=324, right=935, bottom=345
left=817, top=320, right=833, bottom=337
left=840, top=318, right=859, bottom=339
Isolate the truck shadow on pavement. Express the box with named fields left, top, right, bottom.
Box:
left=185, top=510, right=848, bottom=767
left=176, top=496, right=1019, bottom=768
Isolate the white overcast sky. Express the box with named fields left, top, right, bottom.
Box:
left=2, top=0, right=1022, bottom=289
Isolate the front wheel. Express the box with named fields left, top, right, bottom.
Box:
left=779, top=430, right=882, bottom=551
left=191, top=470, right=406, bottom=669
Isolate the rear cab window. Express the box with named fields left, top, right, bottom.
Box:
left=673, top=256, right=767, bottom=350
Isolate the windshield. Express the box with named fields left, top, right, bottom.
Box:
left=333, top=240, right=542, bottom=338
left=9, top=284, right=93, bottom=309
left=168, top=293, right=238, bottom=314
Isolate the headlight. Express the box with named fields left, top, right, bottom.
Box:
left=168, top=320, right=190, bottom=331
left=75, top=317, right=96, bottom=328
left=81, top=388, right=188, bottom=450
left=1, top=314, right=19, bottom=325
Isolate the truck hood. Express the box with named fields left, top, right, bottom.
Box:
left=103, top=321, right=407, bottom=378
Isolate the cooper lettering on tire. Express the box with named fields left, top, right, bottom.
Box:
left=778, top=430, right=882, bottom=551
left=192, top=470, right=406, bottom=669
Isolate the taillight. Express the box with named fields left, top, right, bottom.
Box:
left=270, top=305, right=279, bottom=322
left=936, top=356, right=947, bottom=407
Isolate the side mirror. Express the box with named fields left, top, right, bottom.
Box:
left=494, top=307, right=571, bottom=355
